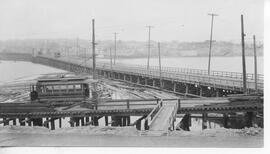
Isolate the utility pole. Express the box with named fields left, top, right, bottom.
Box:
left=76, top=38, right=79, bottom=57
left=92, top=19, right=96, bottom=79
left=84, top=48, right=87, bottom=73
left=146, top=26, right=153, bottom=73
left=110, top=48, right=113, bottom=76
left=113, top=32, right=118, bottom=65
left=241, top=14, right=247, bottom=94
left=253, top=35, right=258, bottom=92
left=158, top=42, right=162, bottom=88
left=207, top=13, right=218, bottom=75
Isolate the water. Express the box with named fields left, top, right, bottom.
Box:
left=114, top=56, right=264, bottom=74
left=0, top=61, right=66, bottom=84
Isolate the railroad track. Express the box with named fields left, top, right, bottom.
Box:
left=0, top=101, right=263, bottom=118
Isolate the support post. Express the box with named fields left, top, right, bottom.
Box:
left=177, top=99, right=181, bottom=111
left=127, top=100, right=130, bottom=109
left=223, top=113, right=229, bottom=128
left=136, top=120, right=141, bottom=130
left=80, top=117, right=85, bottom=126
left=127, top=116, right=130, bottom=126
left=70, top=117, right=74, bottom=127
left=19, top=118, right=25, bottom=126
left=12, top=119, right=16, bottom=125
left=51, top=119, right=55, bottom=130
left=185, top=84, right=189, bottom=96
left=200, top=87, right=203, bottom=97
left=75, top=117, right=80, bottom=127
left=105, top=116, right=108, bottom=126
left=246, top=112, right=257, bottom=127
left=59, top=118, right=62, bottom=128
left=45, top=117, right=49, bottom=128
left=216, top=89, right=219, bottom=97
left=122, top=117, right=127, bottom=126
left=86, top=117, right=90, bottom=123
left=27, top=119, right=32, bottom=126
left=202, top=113, right=207, bottom=130
left=173, top=82, right=176, bottom=92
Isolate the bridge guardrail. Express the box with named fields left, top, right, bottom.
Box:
left=144, top=99, right=164, bottom=130
left=37, top=56, right=264, bottom=91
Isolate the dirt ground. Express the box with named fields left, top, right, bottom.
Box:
left=0, top=126, right=263, bottom=147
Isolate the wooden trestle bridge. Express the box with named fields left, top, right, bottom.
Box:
left=0, top=53, right=264, bottom=133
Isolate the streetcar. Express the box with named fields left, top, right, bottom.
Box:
left=30, top=74, right=92, bottom=103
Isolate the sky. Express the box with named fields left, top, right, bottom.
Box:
left=0, top=0, right=265, bottom=42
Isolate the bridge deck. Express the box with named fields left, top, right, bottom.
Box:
left=149, top=101, right=178, bottom=131
left=35, top=55, right=263, bottom=93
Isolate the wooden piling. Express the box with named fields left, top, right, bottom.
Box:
left=200, top=88, right=203, bottom=96
left=105, top=116, right=108, bottom=126
left=187, top=114, right=191, bottom=127
left=177, top=114, right=190, bottom=131
left=70, top=117, right=74, bottom=127
left=173, top=82, right=176, bottom=92
left=136, top=120, right=141, bottom=130
left=86, top=117, right=90, bottom=123
left=45, top=117, right=49, bottom=128
left=127, top=116, right=130, bottom=126
left=3, top=118, right=6, bottom=126
left=51, top=119, right=55, bottom=130
left=12, top=119, right=16, bottom=125
left=75, top=117, right=80, bottom=126
left=202, top=113, right=208, bottom=130
left=59, top=118, right=62, bottom=128
left=122, top=117, right=127, bottom=126
left=117, top=116, right=122, bottom=126
left=223, top=113, right=229, bottom=128
left=144, top=119, right=149, bottom=130
left=216, top=89, right=219, bottom=97
left=33, top=118, right=43, bottom=126
left=153, top=80, right=156, bottom=87
left=81, top=117, right=85, bottom=126
left=27, top=119, right=32, bottom=126
left=185, top=84, right=189, bottom=97
left=246, top=112, right=257, bottom=127
left=19, top=118, right=25, bottom=126
left=92, top=116, right=99, bottom=126
left=127, top=100, right=130, bottom=109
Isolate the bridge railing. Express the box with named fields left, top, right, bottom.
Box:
left=144, top=99, right=164, bottom=130
left=96, top=60, right=263, bottom=83
left=97, top=62, right=263, bottom=90
left=37, top=56, right=264, bottom=91
left=43, top=55, right=264, bottom=82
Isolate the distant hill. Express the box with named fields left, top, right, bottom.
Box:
left=0, top=39, right=264, bottom=58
